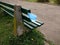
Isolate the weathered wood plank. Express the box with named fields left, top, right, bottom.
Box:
left=14, top=5, right=24, bottom=36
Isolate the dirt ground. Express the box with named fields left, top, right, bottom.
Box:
left=1, top=0, right=60, bottom=45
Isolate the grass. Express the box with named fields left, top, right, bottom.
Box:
left=9, top=30, right=45, bottom=45
left=0, top=9, right=13, bottom=45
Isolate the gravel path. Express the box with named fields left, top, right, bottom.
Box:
left=1, top=0, right=60, bottom=45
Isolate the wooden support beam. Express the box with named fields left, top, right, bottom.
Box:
left=13, top=5, right=24, bottom=36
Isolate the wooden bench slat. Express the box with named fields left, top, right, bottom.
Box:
left=24, top=20, right=37, bottom=28
left=22, top=13, right=29, bottom=18
left=36, top=21, right=44, bottom=25
left=1, top=8, right=14, bottom=17
left=0, top=5, right=14, bottom=15
left=32, top=21, right=41, bottom=26
left=0, top=2, right=14, bottom=9
left=21, top=7, right=31, bottom=14
left=0, top=4, right=14, bottom=11
left=22, top=13, right=31, bottom=22
left=24, top=22, right=34, bottom=30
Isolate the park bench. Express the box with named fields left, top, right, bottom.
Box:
left=0, top=1, right=44, bottom=30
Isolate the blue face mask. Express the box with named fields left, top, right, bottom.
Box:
left=28, top=13, right=37, bottom=22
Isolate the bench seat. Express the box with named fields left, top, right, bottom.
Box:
left=23, top=19, right=44, bottom=30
